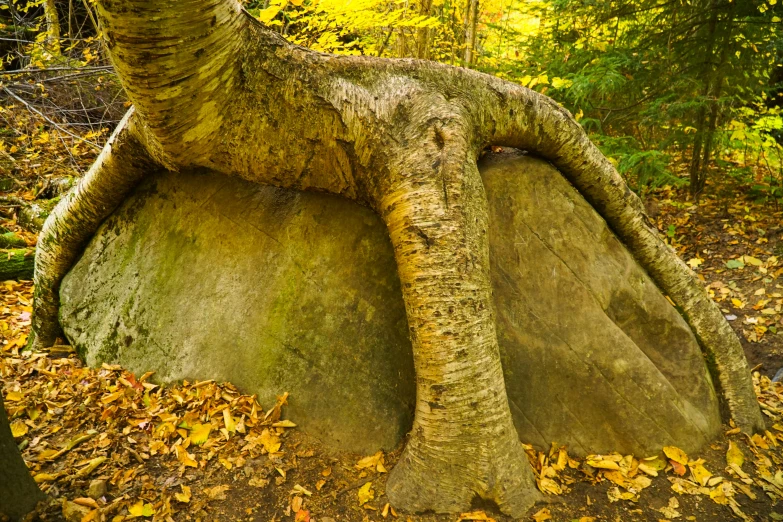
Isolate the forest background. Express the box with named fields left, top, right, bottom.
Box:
left=1, top=0, right=782, bottom=201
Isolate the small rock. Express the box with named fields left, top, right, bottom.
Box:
left=62, top=500, right=91, bottom=522
left=87, top=479, right=107, bottom=499
left=773, top=368, right=783, bottom=383
left=725, top=314, right=738, bottom=321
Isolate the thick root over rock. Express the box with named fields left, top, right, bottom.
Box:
left=32, top=109, right=156, bottom=348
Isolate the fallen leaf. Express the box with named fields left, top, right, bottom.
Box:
left=531, top=508, right=551, bottom=521
left=174, top=485, right=191, bottom=503
left=190, top=423, right=211, bottom=445
left=357, top=481, right=374, bottom=506
left=663, top=446, right=688, bottom=465
left=457, top=511, right=497, bottom=521
left=10, top=420, right=27, bottom=438
left=128, top=500, right=154, bottom=518
left=204, top=484, right=229, bottom=500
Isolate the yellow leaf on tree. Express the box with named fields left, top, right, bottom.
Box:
left=663, top=446, right=688, bottom=465
left=256, top=5, right=281, bottom=23
left=174, top=485, right=191, bottom=503
left=357, top=481, right=374, bottom=506
left=726, top=440, right=744, bottom=468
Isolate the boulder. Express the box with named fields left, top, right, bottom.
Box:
left=60, top=151, right=721, bottom=456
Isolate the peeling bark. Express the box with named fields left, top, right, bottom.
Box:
left=32, top=109, right=157, bottom=348
left=31, top=0, right=764, bottom=515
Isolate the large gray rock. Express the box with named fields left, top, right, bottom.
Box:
left=60, top=151, right=721, bottom=456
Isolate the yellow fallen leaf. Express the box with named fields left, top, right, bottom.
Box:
left=356, top=451, right=387, bottom=473
left=100, top=390, right=125, bottom=404
left=641, top=455, right=667, bottom=471
left=175, top=485, right=191, bottom=503
left=128, top=500, right=155, bottom=517
left=537, top=477, right=562, bottom=495
left=33, top=472, right=59, bottom=483
left=259, top=429, right=281, bottom=454
left=663, top=446, right=688, bottom=465
left=291, top=484, right=313, bottom=497
left=637, top=462, right=658, bottom=477
left=5, top=391, right=23, bottom=401
left=190, top=423, right=211, bottom=445
left=689, top=461, right=711, bottom=486
left=531, top=508, right=551, bottom=521
left=272, top=420, right=297, bottom=428
left=687, top=258, right=703, bottom=268
left=10, top=420, right=27, bottom=438
left=204, top=484, right=229, bottom=500
left=585, top=457, right=620, bottom=470
left=357, top=481, right=374, bottom=506
left=744, top=255, right=763, bottom=267
left=457, top=511, right=497, bottom=521
left=174, top=445, right=197, bottom=468
left=223, top=409, right=236, bottom=434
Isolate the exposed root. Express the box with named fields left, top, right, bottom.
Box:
left=386, top=422, right=541, bottom=518
left=470, top=77, right=765, bottom=434
left=31, top=109, right=157, bottom=348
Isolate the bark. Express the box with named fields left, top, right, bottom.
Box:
left=44, top=0, right=61, bottom=55
left=416, top=0, right=433, bottom=60
left=31, top=0, right=764, bottom=515
left=0, top=248, right=35, bottom=281
left=0, top=395, right=46, bottom=521
left=688, top=0, right=719, bottom=197
left=463, top=0, right=479, bottom=67
left=32, top=109, right=157, bottom=348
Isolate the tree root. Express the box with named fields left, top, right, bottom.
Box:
left=471, top=80, right=764, bottom=434
left=31, top=108, right=157, bottom=348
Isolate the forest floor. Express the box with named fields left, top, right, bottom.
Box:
left=3, top=151, right=783, bottom=522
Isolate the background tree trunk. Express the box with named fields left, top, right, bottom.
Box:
left=0, top=394, right=45, bottom=521
left=44, top=0, right=61, bottom=55
left=416, top=0, right=433, bottom=59
left=463, top=0, right=478, bottom=67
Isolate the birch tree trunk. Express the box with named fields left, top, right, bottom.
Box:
left=1, top=395, right=46, bottom=521
left=30, top=0, right=764, bottom=515
left=44, top=0, right=61, bottom=55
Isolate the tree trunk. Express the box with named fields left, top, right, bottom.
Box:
left=0, top=395, right=46, bottom=521
left=463, top=0, right=479, bottom=67
left=416, top=0, right=433, bottom=60
left=44, top=0, right=61, bottom=55
left=697, top=1, right=734, bottom=186
left=31, top=0, right=764, bottom=515
left=688, top=0, right=719, bottom=197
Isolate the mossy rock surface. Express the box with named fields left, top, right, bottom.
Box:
left=60, top=151, right=721, bottom=456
